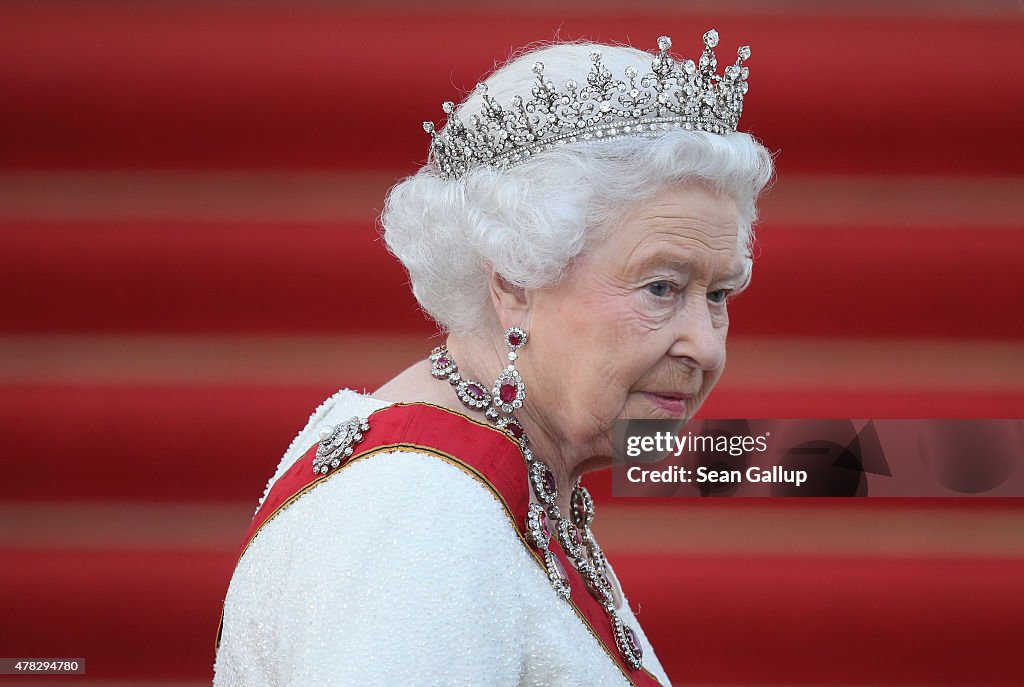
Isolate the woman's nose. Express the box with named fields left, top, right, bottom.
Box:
left=668, top=297, right=725, bottom=371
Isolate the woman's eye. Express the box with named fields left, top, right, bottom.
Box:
left=708, top=289, right=730, bottom=304
left=645, top=281, right=673, bottom=298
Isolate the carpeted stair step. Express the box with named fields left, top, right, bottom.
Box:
left=1, top=5, right=1022, bottom=176
left=0, top=542, right=1020, bottom=685
left=3, top=221, right=1021, bottom=339
left=2, top=381, right=1022, bottom=503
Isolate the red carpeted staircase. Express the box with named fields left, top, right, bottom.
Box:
left=1, top=3, right=1023, bottom=685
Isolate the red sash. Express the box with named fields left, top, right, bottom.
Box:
left=216, top=402, right=663, bottom=686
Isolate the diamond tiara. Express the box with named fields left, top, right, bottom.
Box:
left=423, top=30, right=751, bottom=181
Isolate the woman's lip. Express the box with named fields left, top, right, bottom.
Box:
left=643, top=392, right=691, bottom=416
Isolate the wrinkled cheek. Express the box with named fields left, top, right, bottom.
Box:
left=553, top=290, right=660, bottom=405
left=581, top=319, right=647, bottom=420
left=621, top=394, right=651, bottom=420
left=613, top=300, right=672, bottom=337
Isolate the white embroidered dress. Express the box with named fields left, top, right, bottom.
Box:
left=213, top=389, right=671, bottom=687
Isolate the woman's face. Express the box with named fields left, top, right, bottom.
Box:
left=520, top=183, right=745, bottom=457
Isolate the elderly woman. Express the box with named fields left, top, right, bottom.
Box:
left=214, top=30, right=772, bottom=687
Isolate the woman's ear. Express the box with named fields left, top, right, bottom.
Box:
left=487, top=266, right=530, bottom=331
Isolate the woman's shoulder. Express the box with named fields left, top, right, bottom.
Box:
left=248, top=388, right=531, bottom=575
left=219, top=430, right=543, bottom=684
left=241, top=446, right=523, bottom=538
left=253, top=388, right=392, bottom=513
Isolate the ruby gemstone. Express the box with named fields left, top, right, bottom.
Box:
left=509, top=332, right=523, bottom=347
left=542, top=468, right=556, bottom=496
left=574, top=500, right=587, bottom=524
left=507, top=420, right=524, bottom=438
left=551, top=552, right=568, bottom=580
left=437, top=356, right=450, bottom=367
left=568, top=524, right=582, bottom=547
left=467, top=383, right=485, bottom=399
left=499, top=383, right=517, bottom=403
left=538, top=510, right=549, bottom=539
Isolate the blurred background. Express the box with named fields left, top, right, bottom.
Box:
left=1, top=1, right=1023, bottom=685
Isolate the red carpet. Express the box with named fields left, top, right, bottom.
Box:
left=1, top=5, right=1022, bottom=176
left=2, top=548, right=1020, bottom=684
left=2, top=221, right=1022, bottom=338
left=0, top=2, right=1021, bottom=684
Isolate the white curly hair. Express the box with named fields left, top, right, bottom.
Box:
left=381, top=40, right=775, bottom=336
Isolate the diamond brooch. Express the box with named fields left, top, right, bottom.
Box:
left=313, top=416, right=370, bottom=475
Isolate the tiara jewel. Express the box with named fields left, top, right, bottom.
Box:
left=423, top=30, right=751, bottom=181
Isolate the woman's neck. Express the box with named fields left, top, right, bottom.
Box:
left=374, top=334, right=605, bottom=514
left=376, top=335, right=598, bottom=513
left=443, top=334, right=600, bottom=514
